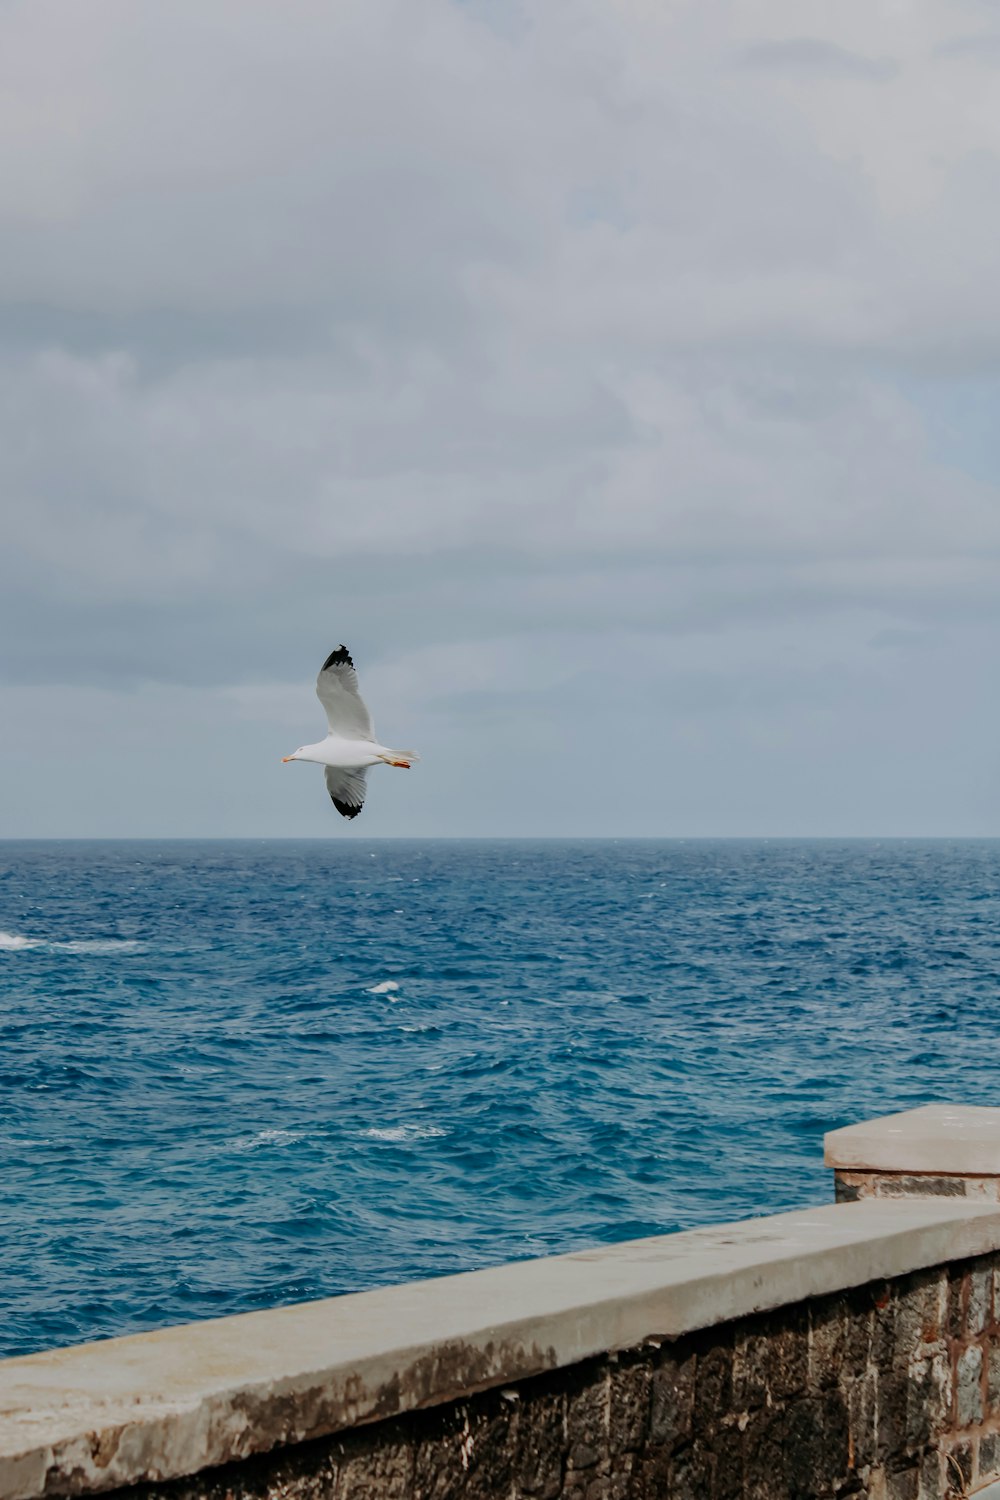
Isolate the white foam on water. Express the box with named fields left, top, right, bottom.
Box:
left=360, top=1124, right=447, bottom=1143
left=0, top=931, right=42, bottom=951
left=58, top=939, right=142, bottom=954
left=232, top=1128, right=304, bottom=1152
left=366, top=980, right=400, bottom=994
left=0, top=931, right=141, bottom=954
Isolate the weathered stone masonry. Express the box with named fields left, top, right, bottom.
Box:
left=118, top=1254, right=1000, bottom=1500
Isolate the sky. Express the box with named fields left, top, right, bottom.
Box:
left=3, top=0, right=1000, bottom=837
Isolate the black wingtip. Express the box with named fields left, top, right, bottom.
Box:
left=332, top=797, right=363, bottom=820
left=322, top=645, right=353, bottom=672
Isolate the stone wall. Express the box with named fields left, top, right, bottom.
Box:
left=9, top=1111, right=1000, bottom=1500
left=118, top=1253, right=1000, bottom=1500
left=837, top=1173, right=1000, bottom=1206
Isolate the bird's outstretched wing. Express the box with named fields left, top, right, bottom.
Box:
left=316, top=645, right=375, bottom=740
left=325, top=765, right=368, bottom=820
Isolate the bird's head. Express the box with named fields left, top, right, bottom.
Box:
left=281, top=747, right=305, bottom=764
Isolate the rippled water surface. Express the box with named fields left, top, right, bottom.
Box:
left=2, top=838, right=999, bottom=1357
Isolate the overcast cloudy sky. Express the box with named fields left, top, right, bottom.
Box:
left=3, top=0, right=1000, bottom=837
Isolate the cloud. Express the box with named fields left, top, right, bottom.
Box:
left=3, top=0, right=1000, bottom=833
left=933, top=34, right=1000, bottom=62
left=738, top=39, right=898, bottom=81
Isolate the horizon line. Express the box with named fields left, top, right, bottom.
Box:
left=3, top=834, right=1000, bottom=843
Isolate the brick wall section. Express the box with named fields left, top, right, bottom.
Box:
left=837, top=1173, right=1000, bottom=1205
left=110, top=1253, right=1000, bottom=1500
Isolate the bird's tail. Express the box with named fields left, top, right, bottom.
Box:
left=381, top=749, right=421, bottom=768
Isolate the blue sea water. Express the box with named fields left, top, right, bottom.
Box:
left=2, top=837, right=999, bottom=1360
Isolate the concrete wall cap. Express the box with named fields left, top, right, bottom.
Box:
left=824, top=1104, right=1000, bottom=1174
left=3, top=1198, right=1000, bottom=1499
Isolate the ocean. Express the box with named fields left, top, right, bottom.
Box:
left=1, top=838, right=998, bottom=1359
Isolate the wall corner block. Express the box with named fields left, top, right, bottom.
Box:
left=825, top=1104, right=1000, bottom=1202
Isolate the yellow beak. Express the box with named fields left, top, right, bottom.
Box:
left=281, top=756, right=294, bottom=763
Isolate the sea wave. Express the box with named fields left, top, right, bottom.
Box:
left=231, top=1128, right=304, bottom=1152
left=0, top=932, right=41, bottom=951
left=58, top=939, right=142, bottom=954
left=360, top=1124, right=447, bottom=1142
left=0, top=930, right=142, bottom=954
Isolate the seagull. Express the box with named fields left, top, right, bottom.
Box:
left=282, top=645, right=419, bottom=820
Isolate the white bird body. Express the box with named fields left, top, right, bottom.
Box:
left=282, top=645, right=419, bottom=820
left=290, top=736, right=402, bottom=770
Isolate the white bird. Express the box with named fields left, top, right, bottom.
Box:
left=282, top=645, right=419, bottom=820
